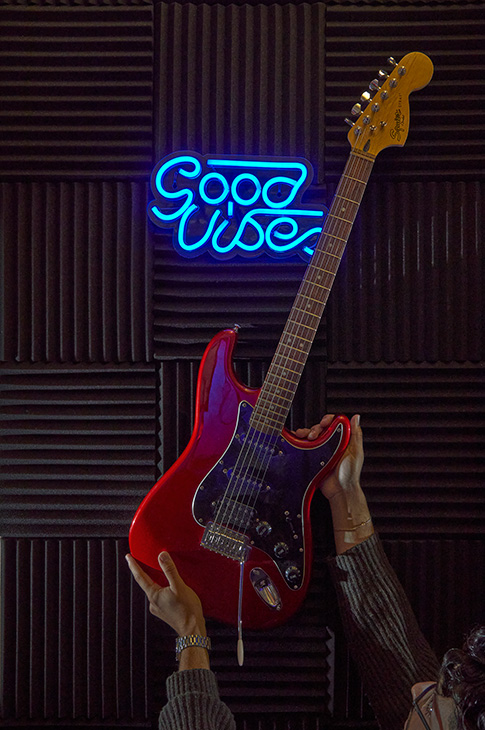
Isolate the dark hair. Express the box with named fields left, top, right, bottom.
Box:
left=440, top=626, right=485, bottom=730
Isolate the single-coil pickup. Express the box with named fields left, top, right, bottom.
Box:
left=215, top=498, right=256, bottom=530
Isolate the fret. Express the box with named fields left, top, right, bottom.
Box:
left=281, top=332, right=313, bottom=344
left=322, top=231, right=347, bottom=243
left=261, top=379, right=293, bottom=394
left=250, top=152, right=375, bottom=431
left=306, top=280, right=332, bottom=292
left=297, top=291, right=331, bottom=303
left=278, top=343, right=307, bottom=355
left=293, top=307, right=321, bottom=318
left=274, top=353, right=305, bottom=366
left=257, top=392, right=292, bottom=407
left=309, top=266, right=335, bottom=277
left=334, top=194, right=359, bottom=205
left=250, top=412, right=285, bottom=430
left=267, top=363, right=301, bottom=376
left=287, top=319, right=317, bottom=331
left=327, top=212, right=353, bottom=225
left=341, top=173, right=368, bottom=185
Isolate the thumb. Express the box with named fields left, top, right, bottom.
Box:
left=157, top=551, right=182, bottom=590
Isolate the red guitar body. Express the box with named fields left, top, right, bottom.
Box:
left=130, top=328, right=350, bottom=630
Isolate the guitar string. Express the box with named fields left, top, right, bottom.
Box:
left=210, top=153, right=373, bottom=541
left=211, top=203, right=363, bottom=540
left=210, top=153, right=374, bottom=545
left=231, top=153, right=374, bottom=513
left=211, top=153, right=373, bottom=539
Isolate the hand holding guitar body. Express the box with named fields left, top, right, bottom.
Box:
left=127, top=415, right=373, bottom=667
left=126, top=551, right=210, bottom=671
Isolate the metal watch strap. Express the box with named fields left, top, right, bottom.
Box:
left=175, top=634, right=211, bottom=661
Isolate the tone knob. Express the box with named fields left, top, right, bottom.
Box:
left=285, top=565, right=301, bottom=584
left=273, top=541, right=289, bottom=559
left=256, top=520, right=272, bottom=538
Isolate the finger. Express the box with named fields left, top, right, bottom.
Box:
left=349, top=414, right=364, bottom=452
left=294, top=427, right=311, bottom=438
left=319, top=413, right=335, bottom=428
left=157, top=551, right=183, bottom=592
left=125, top=553, right=158, bottom=593
left=350, top=413, right=362, bottom=437
left=308, top=413, right=335, bottom=440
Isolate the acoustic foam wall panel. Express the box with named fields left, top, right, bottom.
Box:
left=0, top=364, right=158, bottom=537
left=0, top=3, right=154, bottom=179
left=0, top=182, right=153, bottom=363
left=0, top=537, right=151, bottom=726
left=326, top=363, right=485, bottom=537
left=155, top=2, right=326, bottom=174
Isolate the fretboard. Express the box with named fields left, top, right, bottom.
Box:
left=250, top=150, right=375, bottom=436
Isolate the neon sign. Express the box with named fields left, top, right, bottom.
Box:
left=148, top=151, right=327, bottom=260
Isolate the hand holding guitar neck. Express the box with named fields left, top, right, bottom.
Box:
left=318, top=414, right=374, bottom=554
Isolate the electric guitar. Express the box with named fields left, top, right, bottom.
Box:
left=130, top=53, right=434, bottom=640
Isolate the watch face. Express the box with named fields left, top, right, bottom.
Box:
left=404, top=682, right=457, bottom=730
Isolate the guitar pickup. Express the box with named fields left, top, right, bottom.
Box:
left=213, top=497, right=256, bottom=531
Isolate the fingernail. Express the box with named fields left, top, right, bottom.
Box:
left=356, top=414, right=361, bottom=426
left=158, top=551, right=168, bottom=563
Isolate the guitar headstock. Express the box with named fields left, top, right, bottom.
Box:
left=347, top=52, right=434, bottom=158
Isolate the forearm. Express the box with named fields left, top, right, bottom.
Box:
left=178, top=645, right=210, bottom=671
left=328, top=534, right=440, bottom=730
left=328, top=486, right=374, bottom=554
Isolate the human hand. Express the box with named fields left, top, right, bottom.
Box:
left=293, top=412, right=336, bottom=441
left=125, top=551, right=206, bottom=638
left=318, top=414, right=363, bottom=500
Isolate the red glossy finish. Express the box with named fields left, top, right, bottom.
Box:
left=129, top=329, right=350, bottom=630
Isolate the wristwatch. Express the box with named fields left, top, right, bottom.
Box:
left=175, top=634, right=212, bottom=661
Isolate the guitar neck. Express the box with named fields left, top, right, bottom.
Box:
left=250, top=150, right=375, bottom=436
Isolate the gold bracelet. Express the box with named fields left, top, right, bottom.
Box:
left=334, top=517, right=372, bottom=532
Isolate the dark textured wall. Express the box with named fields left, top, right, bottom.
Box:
left=0, top=2, right=484, bottom=729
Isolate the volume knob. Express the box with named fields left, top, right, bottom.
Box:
left=285, top=565, right=302, bottom=585
left=274, top=542, right=289, bottom=559
left=256, top=520, right=272, bottom=538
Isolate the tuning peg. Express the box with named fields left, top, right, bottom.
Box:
left=378, top=69, right=389, bottom=80
left=344, top=117, right=354, bottom=127
left=369, top=79, right=380, bottom=91
left=351, top=103, right=362, bottom=115
left=360, top=91, right=371, bottom=104
left=387, top=56, right=398, bottom=67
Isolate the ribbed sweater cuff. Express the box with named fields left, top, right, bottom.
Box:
left=166, top=668, right=220, bottom=702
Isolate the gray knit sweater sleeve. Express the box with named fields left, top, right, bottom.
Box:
left=159, top=668, right=236, bottom=730
left=327, top=533, right=441, bottom=730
